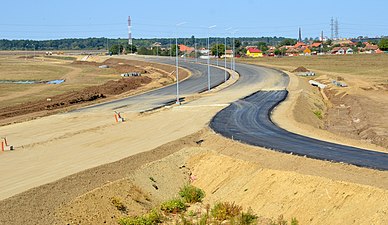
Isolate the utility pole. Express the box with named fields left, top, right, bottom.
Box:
left=331, top=17, right=334, bottom=40
left=208, top=25, right=216, bottom=91
left=224, top=36, right=227, bottom=82
left=335, top=18, right=339, bottom=40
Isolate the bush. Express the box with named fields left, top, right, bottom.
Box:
left=313, top=110, right=323, bottom=119
left=211, top=202, right=242, bottom=221
left=111, top=197, right=127, bottom=212
left=291, top=217, right=299, bottom=225
left=240, top=208, right=258, bottom=225
left=378, top=38, right=388, bottom=51
left=179, top=185, right=205, bottom=203
left=119, top=210, right=161, bottom=225
left=160, top=199, right=186, bottom=213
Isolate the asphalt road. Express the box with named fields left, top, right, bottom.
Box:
left=77, top=58, right=229, bottom=112
left=210, top=90, right=388, bottom=170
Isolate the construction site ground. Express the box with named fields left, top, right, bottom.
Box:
left=0, top=54, right=387, bottom=225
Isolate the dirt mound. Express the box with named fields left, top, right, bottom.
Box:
left=324, top=89, right=388, bottom=149
left=292, top=66, right=309, bottom=72
left=0, top=77, right=151, bottom=120
left=72, top=59, right=147, bottom=74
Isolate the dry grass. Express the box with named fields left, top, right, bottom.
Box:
left=240, top=54, right=388, bottom=83
left=0, top=55, right=119, bottom=106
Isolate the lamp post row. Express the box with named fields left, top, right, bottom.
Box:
left=174, top=23, right=237, bottom=104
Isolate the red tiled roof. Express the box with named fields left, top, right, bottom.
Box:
left=311, top=42, right=322, bottom=48
left=247, top=47, right=262, bottom=53
left=294, top=42, right=307, bottom=48
left=178, top=44, right=194, bottom=52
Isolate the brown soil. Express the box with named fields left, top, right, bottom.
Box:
left=292, top=66, right=309, bottom=72
left=324, top=88, right=388, bottom=149
left=2, top=129, right=386, bottom=225
left=0, top=131, right=204, bottom=225
left=0, top=57, right=189, bottom=126
left=0, top=76, right=151, bottom=121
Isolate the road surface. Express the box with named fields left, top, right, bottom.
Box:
left=77, top=58, right=228, bottom=112
left=210, top=90, right=388, bottom=170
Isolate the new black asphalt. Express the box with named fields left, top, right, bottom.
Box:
left=210, top=90, right=388, bottom=170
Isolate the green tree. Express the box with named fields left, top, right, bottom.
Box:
left=278, top=38, right=297, bottom=47
left=211, top=44, right=225, bottom=57
left=257, top=42, right=268, bottom=52
left=378, top=38, right=388, bottom=51
left=109, top=44, right=124, bottom=55
left=234, top=40, right=241, bottom=48
left=137, top=46, right=152, bottom=55
left=125, top=44, right=137, bottom=53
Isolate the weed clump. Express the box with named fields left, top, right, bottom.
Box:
left=160, top=199, right=186, bottom=213
left=179, top=184, right=205, bottom=203
left=111, top=197, right=127, bottom=213
left=119, top=210, right=161, bottom=225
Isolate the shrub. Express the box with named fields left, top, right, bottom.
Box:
left=160, top=199, right=186, bottom=213
left=119, top=210, right=161, bottom=225
left=111, top=197, right=127, bottom=212
left=240, top=208, right=258, bottom=225
left=179, top=184, right=205, bottom=203
left=313, top=110, right=323, bottom=119
left=291, top=217, right=299, bottom=225
left=211, top=202, right=242, bottom=221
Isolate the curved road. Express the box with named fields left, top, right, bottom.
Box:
left=77, top=58, right=229, bottom=112
left=210, top=85, right=388, bottom=171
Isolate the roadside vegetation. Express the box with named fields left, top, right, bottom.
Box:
left=118, top=184, right=298, bottom=225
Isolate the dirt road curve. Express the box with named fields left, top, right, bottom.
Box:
left=0, top=56, right=286, bottom=200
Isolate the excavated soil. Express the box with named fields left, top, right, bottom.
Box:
left=0, top=58, right=189, bottom=125
left=0, top=76, right=152, bottom=121
left=324, top=89, right=388, bottom=149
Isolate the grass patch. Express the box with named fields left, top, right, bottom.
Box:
left=119, top=210, right=162, bottom=225
left=211, top=202, right=242, bottom=221
left=160, top=199, right=186, bottom=213
left=179, top=184, right=205, bottom=203
left=44, top=55, right=76, bottom=61
left=313, top=110, right=323, bottom=119
left=118, top=185, right=299, bottom=224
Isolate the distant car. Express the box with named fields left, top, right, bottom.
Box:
left=121, top=72, right=141, bottom=77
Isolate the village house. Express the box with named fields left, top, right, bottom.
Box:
left=246, top=47, right=263, bottom=57
left=221, top=49, right=234, bottom=58
left=178, top=44, right=195, bottom=54
left=331, top=47, right=354, bottom=55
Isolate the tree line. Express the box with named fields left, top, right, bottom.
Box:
left=0, top=36, right=288, bottom=51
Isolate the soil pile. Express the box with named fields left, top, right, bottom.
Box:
left=292, top=66, right=309, bottom=72
left=0, top=76, right=151, bottom=121
left=324, top=89, right=388, bottom=149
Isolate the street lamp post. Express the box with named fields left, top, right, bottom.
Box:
left=32, top=44, right=35, bottom=59
left=175, top=22, right=186, bottom=105
left=25, top=44, right=28, bottom=60
left=224, top=37, right=227, bottom=82
left=207, top=25, right=216, bottom=91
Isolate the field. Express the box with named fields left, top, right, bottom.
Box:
left=0, top=55, right=188, bottom=125
left=240, top=54, right=388, bottom=83
left=0, top=56, right=117, bottom=106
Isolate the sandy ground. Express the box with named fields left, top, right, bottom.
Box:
left=1, top=58, right=387, bottom=224
left=54, top=129, right=388, bottom=225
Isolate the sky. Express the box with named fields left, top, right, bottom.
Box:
left=1, top=0, right=387, bottom=40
